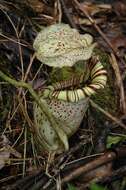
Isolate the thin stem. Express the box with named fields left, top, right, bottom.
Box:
left=0, top=71, right=68, bottom=151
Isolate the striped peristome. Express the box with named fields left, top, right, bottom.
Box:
left=43, top=56, right=107, bottom=102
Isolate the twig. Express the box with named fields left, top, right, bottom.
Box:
left=109, top=53, right=126, bottom=113
left=62, top=147, right=126, bottom=184
left=59, top=0, right=77, bottom=29
left=90, top=99, right=126, bottom=130
left=62, top=151, right=115, bottom=183
left=54, top=0, right=62, bottom=23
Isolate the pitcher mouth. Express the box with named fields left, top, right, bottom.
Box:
left=43, top=56, right=107, bottom=102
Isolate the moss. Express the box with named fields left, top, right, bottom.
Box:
left=92, top=49, right=118, bottom=115
left=49, top=67, right=73, bottom=83
left=92, top=84, right=117, bottom=115
left=49, top=61, right=88, bottom=84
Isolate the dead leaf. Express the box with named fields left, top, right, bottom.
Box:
left=74, top=16, right=106, bottom=26
left=113, top=1, right=126, bottom=17
left=110, top=36, right=126, bottom=56
left=80, top=2, right=111, bottom=16
left=0, top=135, right=21, bottom=170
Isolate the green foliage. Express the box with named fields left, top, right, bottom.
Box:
left=107, top=135, right=126, bottom=148
left=90, top=183, right=109, bottom=190
left=67, top=183, right=78, bottom=190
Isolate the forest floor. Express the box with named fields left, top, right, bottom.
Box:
left=0, top=0, right=126, bottom=190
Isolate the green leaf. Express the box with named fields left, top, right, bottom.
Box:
left=106, top=135, right=126, bottom=149
left=90, top=183, right=108, bottom=190
left=67, top=183, right=78, bottom=190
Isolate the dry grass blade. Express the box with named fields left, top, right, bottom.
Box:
left=0, top=33, right=27, bottom=47
left=0, top=8, right=25, bottom=79
left=23, top=126, right=27, bottom=177
left=23, top=53, right=36, bottom=82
